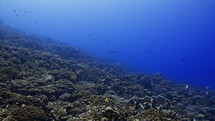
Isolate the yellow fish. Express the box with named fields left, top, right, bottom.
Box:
left=105, top=97, right=109, bottom=102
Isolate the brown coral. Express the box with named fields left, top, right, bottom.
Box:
left=11, top=105, right=46, bottom=121
left=135, top=108, right=179, bottom=121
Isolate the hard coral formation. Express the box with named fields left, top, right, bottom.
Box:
left=0, top=67, right=19, bottom=82
left=0, top=20, right=215, bottom=121
left=135, top=108, right=178, bottom=121
left=78, top=96, right=127, bottom=121
left=11, top=105, right=46, bottom=121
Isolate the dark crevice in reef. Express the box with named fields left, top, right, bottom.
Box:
left=0, top=20, right=215, bottom=121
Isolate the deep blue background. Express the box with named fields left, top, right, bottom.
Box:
left=0, top=0, right=215, bottom=87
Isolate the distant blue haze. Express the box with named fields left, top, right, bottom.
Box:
left=0, top=0, right=215, bottom=87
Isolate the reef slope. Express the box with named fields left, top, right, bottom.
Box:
left=0, top=21, right=215, bottom=121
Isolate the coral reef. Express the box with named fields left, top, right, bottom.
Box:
left=0, top=20, right=215, bottom=121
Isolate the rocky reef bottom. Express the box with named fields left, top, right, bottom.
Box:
left=0, top=22, right=215, bottom=121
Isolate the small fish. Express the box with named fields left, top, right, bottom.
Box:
left=185, top=84, right=189, bottom=89
left=105, top=97, right=109, bottom=102
left=181, top=58, right=186, bottom=62
left=24, top=11, right=28, bottom=14
left=181, top=83, right=189, bottom=89
left=13, top=9, right=17, bottom=13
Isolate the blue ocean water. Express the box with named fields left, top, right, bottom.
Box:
left=0, top=0, right=215, bottom=88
